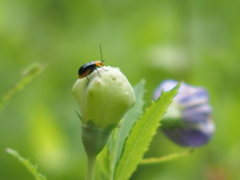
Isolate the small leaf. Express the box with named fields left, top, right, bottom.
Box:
left=6, top=148, right=47, bottom=180
left=114, top=82, right=181, bottom=180
left=75, top=110, right=83, bottom=121
left=99, top=125, right=119, bottom=180
left=97, top=145, right=111, bottom=179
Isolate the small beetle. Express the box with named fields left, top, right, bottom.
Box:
left=78, top=60, right=105, bottom=79
left=78, top=44, right=106, bottom=80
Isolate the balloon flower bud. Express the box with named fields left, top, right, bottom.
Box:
left=154, top=79, right=215, bottom=147
left=72, top=66, right=135, bottom=156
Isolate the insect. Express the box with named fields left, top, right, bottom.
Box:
left=78, top=60, right=105, bottom=79
left=78, top=45, right=106, bottom=80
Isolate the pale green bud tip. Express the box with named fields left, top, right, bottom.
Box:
left=72, top=66, right=136, bottom=129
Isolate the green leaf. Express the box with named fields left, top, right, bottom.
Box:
left=110, top=80, right=145, bottom=179
left=114, top=82, right=181, bottom=180
left=97, top=126, right=119, bottom=180
left=6, top=148, right=47, bottom=180
left=0, top=62, right=47, bottom=113
left=97, top=146, right=110, bottom=179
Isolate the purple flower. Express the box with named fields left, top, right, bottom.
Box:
left=154, top=80, right=215, bottom=147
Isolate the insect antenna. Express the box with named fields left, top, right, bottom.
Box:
left=99, top=44, right=107, bottom=71
left=100, top=44, right=105, bottom=63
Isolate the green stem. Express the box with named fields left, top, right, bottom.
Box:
left=140, top=148, right=194, bottom=165
left=85, top=155, right=97, bottom=180
left=0, top=63, right=47, bottom=113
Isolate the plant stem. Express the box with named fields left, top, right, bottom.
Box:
left=140, top=148, right=194, bottom=165
left=85, top=155, right=97, bottom=180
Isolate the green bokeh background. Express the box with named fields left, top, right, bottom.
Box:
left=0, top=0, right=239, bottom=179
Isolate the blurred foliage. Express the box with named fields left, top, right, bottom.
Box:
left=6, top=148, right=47, bottom=180
left=0, top=62, right=47, bottom=112
left=0, top=0, right=239, bottom=179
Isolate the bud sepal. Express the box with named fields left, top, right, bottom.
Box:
left=81, top=121, right=118, bottom=157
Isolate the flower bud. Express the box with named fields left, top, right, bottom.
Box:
left=73, top=66, right=135, bottom=128
left=72, top=66, right=135, bottom=156
left=154, top=79, right=215, bottom=147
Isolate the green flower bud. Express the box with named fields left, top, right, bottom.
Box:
left=72, top=66, right=135, bottom=156
left=72, top=66, right=135, bottom=128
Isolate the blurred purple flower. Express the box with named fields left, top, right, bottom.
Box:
left=154, top=79, right=215, bottom=147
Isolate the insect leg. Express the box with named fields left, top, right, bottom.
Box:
left=96, top=68, right=101, bottom=77
left=87, top=75, right=90, bottom=83
left=100, top=67, right=107, bottom=71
